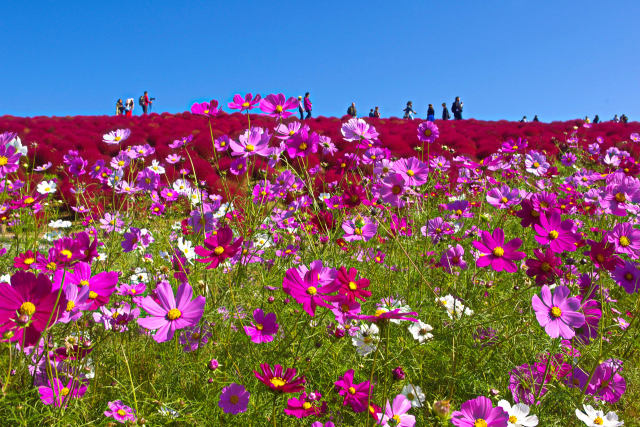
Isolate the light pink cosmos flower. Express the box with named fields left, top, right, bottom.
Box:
left=342, top=216, right=377, bottom=242
left=341, top=118, right=379, bottom=143
left=532, top=285, right=585, bottom=339
left=228, top=93, right=261, bottom=112
left=229, top=127, right=272, bottom=157
left=137, top=281, right=206, bottom=343
left=377, top=394, right=415, bottom=426
left=259, top=93, right=299, bottom=119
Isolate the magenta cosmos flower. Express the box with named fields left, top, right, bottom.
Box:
left=229, top=127, right=272, bottom=158
left=472, top=228, right=526, bottom=273
left=532, top=285, right=585, bottom=339
left=378, top=173, right=406, bottom=207
left=0, top=271, right=67, bottom=347
left=341, top=118, right=380, bottom=142
left=38, top=377, right=87, bottom=407
left=607, top=222, right=640, bottom=259
left=450, top=396, right=509, bottom=427
left=190, top=99, right=220, bottom=117
left=282, top=268, right=339, bottom=317
left=228, top=93, right=261, bottom=112
left=416, top=121, right=439, bottom=144
left=104, top=400, right=137, bottom=423
left=334, top=369, right=371, bottom=413
left=533, top=212, right=578, bottom=253
left=54, top=261, right=118, bottom=310
left=378, top=394, right=415, bottom=427
left=393, top=157, right=429, bottom=186
left=218, top=383, right=250, bottom=414
left=259, top=93, right=299, bottom=119
left=244, top=308, right=279, bottom=343
left=0, top=144, right=20, bottom=177
left=342, top=216, right=378, bottom=242
left=195, top=226, right=243, bottom=269
left=137, top=281, right=205, bottom=343
left=254, top=363, right=305, bottom=393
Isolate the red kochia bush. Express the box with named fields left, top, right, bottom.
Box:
left=1, top=113, right=639, bottom=196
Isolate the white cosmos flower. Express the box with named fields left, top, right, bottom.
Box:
left=400, top=384, right=426, bottom=408
left=351, top=323, right=379, bottom=356
left=408, top=320, right=433, bottom=343
left=575, top=405, right=623, bottom=426
left=177, top=237, right=195, bottom=261
left=498, top=400, right=539, bottom=426
left=172, top=179, right=191, bottom=195
left=148, top=160, right=165, bottom=174
left=103, top=129, right=131, bottom=145
left=130, top=267, right=149, bottom=283
left=37, top=180, right=57, bottom=194
left=7, top=136, right=27, bottom=157
left=49, top=219, right=72, bottom=229
left=435, top=294, right=473, bottom=319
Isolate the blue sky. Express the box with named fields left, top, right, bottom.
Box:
left=1, top=1, right=639, bottom=121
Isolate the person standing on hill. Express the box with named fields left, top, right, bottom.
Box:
left=533, top=115, right=539, bottom=122
left=116, top=99, right=124, bottom=115
left=613, top=114, right=620, bottom=123
left=303, top=92, right=312, bottom=119
left=140, top=91, right=152, bottom=115
left=297, top=96, right=304, bottom=119
left=373, top=106, right=381, bottom=118
left=426, top=104, right=435, bottom=121
left=452, top=96, right=463, bottom=120
left=368, top=109, right=374, bottom=117
left=347, top=102, right=357, bottom=117
left=125, top=98, right=134, bottom=117
left=403, top=101, right=417, bottom=119
left=593, top=114, right=600, bottom=124
left=441, top=102, right=450, bottom=120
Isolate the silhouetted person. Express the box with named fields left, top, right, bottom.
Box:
left=427, top=104, right=435, bottom=121
left=403, top=101, right=417, bottom=119
left=116, top=99, right=124, bottom=115
left=347, top=102, right=357, bottom=117
left=373, top=106, right=381, bottom=118
left=621, top=114, right=629, bottom=124
left=593, top=115, right=600, bottom=124
left=533, top=115, right=539, bottom=122
left=441, top=102, right=450, bottom=120
left=298, top=96, right=304, bottom=119
left=520, top=116, right=528, bottom=123
left=452, top=97, right=463, bottom=120
left=140, top=91, right=152, bottom=114
left=304, top=92, right=312, bottom=119
left=613, top=114, right=620, bottom=123
left=368, top=109, right=374, bottom=117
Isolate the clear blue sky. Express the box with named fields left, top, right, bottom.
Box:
left=2, top=1, right=639, bottom=121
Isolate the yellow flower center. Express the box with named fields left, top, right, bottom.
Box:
left=19, top=301, right=36, bottom=316
left=492, top=247, right=505, bottom=257
left=615, top=192, right=626, bottom=203
left=593, top=417, right=604, bottom=425
left=509, top=415, right=518, bottom=423
left=60, top=249, right=73, bottom=259
left=24, top=197, right=35, bottom=204
left=60, top=387, right=70, bottom=396
left=354, top=227, right=362, bottom=235
left=424, top=129, right=432, bottom=137
left=24, top=257, right=35, bottom=265
left=625, top=272, right=634, bottom=281
left=406, top=169, right=415, bottom=176
left=620, top=236, right=630, bottom=247
left=246, top=144, right=255, bottom=152
left=275, top=105, right=283, bottom=113
left=533, top=162, right=540, bottom=168
left=393, top=415, right=401, bottom=422
left=551, top=306, right=562, bottom=317
left=548, top=230, right=559, bottom=239
left=66, top=301, right=75, bottom=311
left=541, top=262, right=551, bottom=272
left=596, top=254, right=605, bottom=263
left=117, top=409, right=127, bottom=416
left=167, top=308, right=182, bottom=320
left=0, top=156, right=8, bottom=166
left=242, top=102, right=250, bottom=108
left=375, top=309, right=387, bottom=317
left=270, top=377, right=286, bottom=387
left=89, top=291, right=98, bottom=299
left=348, top=386, right=356, bottom=394
left=299, top=142, right=307, bottom=150
left=213, top=246, right=225, bottom=256
left=79, top=280, right=89, bottom=287
left=117, top=160, right=125, bottom=167
left=348, top=281, right=357, bottom=291
left=255, top=323, right=264, bottom=331
left=391, top=185, right=402, bottom=195
left=306, top=286, right=317, bottom=295
left=474, top=419, right=488, bottom=427
left=501, top=197, right=508, bottom=203
left=302, top=402, right=312, bottom=410
left=114, top=136, right=122, bottom=142
left=47, top=262, right=57, bottom=270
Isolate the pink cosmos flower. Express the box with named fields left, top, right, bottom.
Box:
left=533, top=212, right=577, bottom=253
left=230, top=127, right=272, bottom=157
left=342, top=216, right=377, bottom=242
left=104, top=400, right=137, bottom=423
left=450, top=396, right=509, bottom=426
left=377, top=394, right=415, bottom=426
left=440, top=244, right=467, bottom=273
left=195, top=226, right=243, bottom=269
left=532, top=285, right=585, bottom=339
left=282, top=268, right=340, bottom=317
left=392, top=157, right=429, bottom=186
left=607, top=222, right=640, bottom=259
left=612, top=260, right=640, bottom=293
left=334, top=369, right=371, bottom=413
left=285, top=126, right=319, bottom=158
left=54, top=262, right=118, bottom=310
left=472, top=228, right=526, bottom=273
left=254, top=363, right=305, bottom=393
left=244, top=308, right=279, bottom=343
left=416, top=121, right=439, bottom=144
left=486, top=184, right=521, bottom=209
left=137, top=281, right=206, bottom=343
left=228, top=93, right=261, bottom=112
left=218, top=383, right=250, bottom=414
left=190, top=100, right=220, bottom=117
left=377, top=173, right=406, bottom=207
left=341, top=118, right=379, bottom=142
left=284, top=391, right=327, bottom=418
left=259, top=93, right=299, bottom=119
left=525, top=248, right=562, bottom=285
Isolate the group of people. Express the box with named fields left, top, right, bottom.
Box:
left=345, top=97, right=465, bottom=121
left=115, top=91, right=154, bottom=116
left=519, top=114, right=631, bottom=124
left=297, top=92, right=313, bottom=119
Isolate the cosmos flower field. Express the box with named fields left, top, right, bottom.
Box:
left=0, top=96, right=639, bottom=426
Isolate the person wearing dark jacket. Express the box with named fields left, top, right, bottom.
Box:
left=368, top=109, right=374, bottom=117
left=426, top=104, right=435, bottom=121
left=441, top=103, right=450, bottom=120
left=452, top=97, right=463, bottom=120
left=593, top=115, right=600, bottom=124
left=116, top=99, right=125, bottom=115
left=373, top=106, right=380, bottom=118
left=347, top=102, right=357, bottom=117
left=533, top=115, right=539, bottom=122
